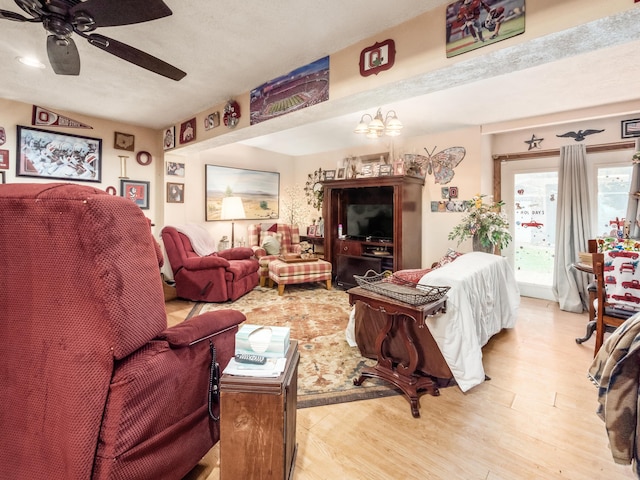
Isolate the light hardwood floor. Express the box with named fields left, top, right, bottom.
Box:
left=167, top=296, right=635, bottom=480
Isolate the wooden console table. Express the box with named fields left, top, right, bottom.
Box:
left=347, top=286, right=447, bottom=418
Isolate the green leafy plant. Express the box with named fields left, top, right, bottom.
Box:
left=448, top=194, right=512, bottom=250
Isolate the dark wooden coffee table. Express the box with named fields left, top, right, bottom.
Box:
left=347, top=286, right=447, bottom=418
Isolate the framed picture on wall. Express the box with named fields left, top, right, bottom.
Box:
left=120, top=179, right=150, bottom=209
left=204, top=165, right=279, bottom=221
left=167, top=182, right=184, bottom=203
left=163, top=126, right=176, bottom=150
left=179, top=118, right=196, bottom=144
left=166, top=161, right=185, bottom=177
left=621, top=118, right=640, bottom=138
left=445, top=0, right=526, bottom=58
left=16, top=126, right=102, bottom=182
left=114, top=131, right=135, bottom=151
left=0, top=149, right=8, bottom=169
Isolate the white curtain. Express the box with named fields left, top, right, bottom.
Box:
left=553, top=144, right=592, bottom=312
left=625, top=138, right=640, bottom=239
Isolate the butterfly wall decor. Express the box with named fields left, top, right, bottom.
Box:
left=404, top=146, right=466, bottom=184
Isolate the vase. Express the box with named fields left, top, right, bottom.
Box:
left=472, top=235, right=494, bottom=254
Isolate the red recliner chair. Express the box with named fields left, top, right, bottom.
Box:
left=161, top=226, right=259, bottom=302
left=0, top=183, right=245, bottom=480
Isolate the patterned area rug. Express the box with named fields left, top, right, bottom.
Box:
left=189, top=284, right=400, bottom=408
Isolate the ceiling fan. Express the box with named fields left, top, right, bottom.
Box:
left=0, top=0, right=186, bottom=80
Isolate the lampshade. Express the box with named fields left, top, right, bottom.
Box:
left=220, top=196, right=246, bottom=220
left=354, top=107, right=402, bottom=138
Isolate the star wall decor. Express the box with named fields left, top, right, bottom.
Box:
left=525, top=134, right=544, bottom=150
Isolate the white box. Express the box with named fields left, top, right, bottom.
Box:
left=235, top=325, right=290, bottom=358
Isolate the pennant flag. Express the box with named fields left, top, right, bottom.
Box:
left=32, top=105, right=93, bottom=129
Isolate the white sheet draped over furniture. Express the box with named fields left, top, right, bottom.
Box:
left=419, top=252, right=520, bottom=392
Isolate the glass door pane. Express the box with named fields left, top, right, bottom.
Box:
left=513, top=172, right=558, bottom=288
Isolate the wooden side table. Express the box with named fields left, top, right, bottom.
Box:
left=220, top=341, right=299, bottom=480
left=347, top=286, right=447, bottom=418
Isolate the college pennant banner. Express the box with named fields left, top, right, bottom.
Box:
left=32, top=105, right=93, bottom=129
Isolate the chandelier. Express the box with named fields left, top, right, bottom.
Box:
left=354, top=108, right=403, bottom=138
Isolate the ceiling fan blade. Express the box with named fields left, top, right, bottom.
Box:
left=0, top=8, right=34, bottom=21
left=70, top=0, right=172, bottom=28
left=87, top=33, right=186, bottom=81
left=47, top=35, right=80, bottom=75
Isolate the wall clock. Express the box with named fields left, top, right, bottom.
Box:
left=359, top=39, right=395, bottom=77
left=304, top=168, right=324, bottom=211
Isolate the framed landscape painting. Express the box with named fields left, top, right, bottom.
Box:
left=205, top=165, right=279, bottom=221
left=16, top=125, right=102, bottom=182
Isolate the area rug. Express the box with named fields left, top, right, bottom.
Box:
left=188, top=284, right=400, bottom=408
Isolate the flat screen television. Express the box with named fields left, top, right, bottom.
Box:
left=345, top=204, right=393, bottom=241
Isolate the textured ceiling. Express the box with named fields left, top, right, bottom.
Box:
left=0, top=1, right=639, bottom=157
left=0, top=0, right=449, bottom=127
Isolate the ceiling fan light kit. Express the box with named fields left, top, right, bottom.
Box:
left=1, top=0, right=186, bottom=80
left=354, top=108, right=403, bottom=138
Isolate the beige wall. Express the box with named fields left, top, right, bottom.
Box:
left=0, top=98, right=163, bottom=231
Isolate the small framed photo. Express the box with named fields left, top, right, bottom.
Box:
left=0, top=149, right=8, bottom=169
left=621, top=118, right=640, bottom=138
left=120, top=179, right=150, bottom=210
left=360, top=164, right=373, bottom=177
left=204, top=112, right=220, bottom=130
left=308, top=225, right=317, bottom=237
left=393, top=160, right=405, bottom=176
left=179, top=118, right=196, bottom=144
left=379, top=164, right=392, bottom=176
left=441, top=187, right=450, bottom=199
left=163, top=126, right=176, bottom=150
left=114, top=131, right=135, bottom=151
left=167, top=182, right=184, bottom=203
left=166, top=161, right=185, bottom=177
left=0, top=171, right=5, bottom=184
left=337, top=167, right=345, bottom=179
left=324, top=169, right=336, bottom=180
left=449, top=186, right=459, bottom=198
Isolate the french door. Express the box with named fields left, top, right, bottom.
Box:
left=502, top=158, right=558, bottom=300
left=501, top=151, right=633, bottom=300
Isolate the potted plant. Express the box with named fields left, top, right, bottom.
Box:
left=448, top=194, right=512, bottom=253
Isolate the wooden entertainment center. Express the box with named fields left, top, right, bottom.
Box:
left=322, top=175, right=424, bottom=288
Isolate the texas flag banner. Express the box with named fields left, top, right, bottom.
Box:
left=32, top=105, right=92, bottom=129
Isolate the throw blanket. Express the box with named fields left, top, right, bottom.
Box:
left=588, top=312, right=640, bottom=475
left=419, top=252, right=520, bottom=392
left=173, top=224, right=217, bottom=256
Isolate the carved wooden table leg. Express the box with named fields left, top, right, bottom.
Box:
left=352, top=295, right=446, bottom=418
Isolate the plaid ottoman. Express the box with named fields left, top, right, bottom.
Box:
left=268, top=258, right=332, bottom=295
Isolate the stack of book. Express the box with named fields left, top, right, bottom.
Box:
left=223, top=325, right=290, bottom=377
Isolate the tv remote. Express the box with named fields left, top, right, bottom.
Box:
left=235, top=353, right=267, bottom=365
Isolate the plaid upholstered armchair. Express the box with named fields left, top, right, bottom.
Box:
left=248, top=223, right=302, bottom=286
left=0, top=183, right=245, bottom=480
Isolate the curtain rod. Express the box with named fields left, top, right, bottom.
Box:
left=492, top=141, right=637, bottom=162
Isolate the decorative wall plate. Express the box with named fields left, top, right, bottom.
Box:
left=304, top=168, right=324, bottom=210
left=136, top=151, right=152, bottom=166
left=224, top=100, right=241, bottom=128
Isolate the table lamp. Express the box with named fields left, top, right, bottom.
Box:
left=220, top=196, right=246, bottom=247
